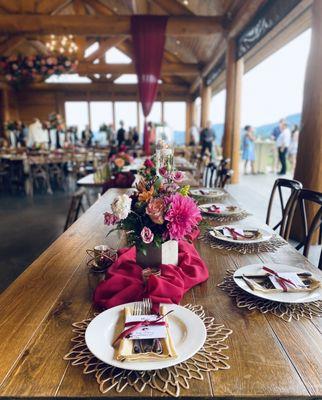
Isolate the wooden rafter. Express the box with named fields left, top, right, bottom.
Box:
left=0, top=36, right=25, bottom=56
left=77, top=62, right=200, bottom=76
left=36, top=0, right=72, bottom=14
left=189, top=0, right=267, bottom=94
left=72, top=0, right=87, bottom=60
left=0, top=15, right=224, bottom=36
left=153, top=0, right=194, bottom=15
left=131, top=0, right=150, bottom=14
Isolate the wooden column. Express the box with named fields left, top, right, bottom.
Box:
left=223, top=39, right=244, bottom=183
left=112, top=101, right=116, bottom=130
left=200, top=82, right=211, bottom=129
left=292, top=0, right=322, bottom=240
left=161, top=101, right=165, bottom=124
left=185, top=101, right=193, bottom=144
left=136, top=101, right=141, bottom=132
left=230, top=58, right=244, bottom=183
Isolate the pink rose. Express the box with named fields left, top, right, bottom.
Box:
left=141, top=227, right=154, bottom=244
left=171, top=171, right=185, bottom=183
left=159, top=166, right=168, bottom=177
left=103, top=212, right=119, bottom=225
left=146, top=198, right=165, bottom=224
left=144, top=159, right=155, bottom=168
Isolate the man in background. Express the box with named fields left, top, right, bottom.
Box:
left=276, top=120, right=291, bottom=175
left=200, top=120, right=216, bottom=159
left=117, top=120, right=125, bottom=148
left=271, top=118, right=285, bottom=173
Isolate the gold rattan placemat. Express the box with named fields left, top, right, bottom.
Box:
left=64, top=304, right=233, bottom=397
left=201, top=230, right=287, bottom=254
left=218, top=270, right=322, bottom=322
left=202, top=210, right=250, bottom=225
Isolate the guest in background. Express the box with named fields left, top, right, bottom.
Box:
left=27, top=118, right=49, bottom=149
left=16, top=121, right=26, bottom=147
left=117, top=120, right=125, bottom=148
left=82, top=124, right=93, bottom=147
left=189, top=124, right=199, bottom=146
left=242, top=125, right=256, bottom=175
left=105, top=123, right=114, bottom=145
left=148, top=121, right=156, bottom=145
left=127, top=127, right=134, bottom=146
left=276, top=120, right=291, bottom=175
left=288, top=124, right=299, bottom=174
left=133, top=127, right=139, bottom=145
left=271, top=118, right=285, bottom=173
left=200, top=120, right=216, bottom=158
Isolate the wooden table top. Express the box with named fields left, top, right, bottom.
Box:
left=0, top=188, right=321, bottom=398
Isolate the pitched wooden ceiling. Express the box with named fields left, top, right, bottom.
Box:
left=0, top=0, right=265, bottom=91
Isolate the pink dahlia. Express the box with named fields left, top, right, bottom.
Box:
left=165, top=193, right=202, bottom=241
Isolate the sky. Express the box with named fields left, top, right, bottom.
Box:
left=211, top=28, right=311, bottom=126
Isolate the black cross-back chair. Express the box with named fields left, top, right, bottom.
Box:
left=285, top=188, right=322, bottom=269
left=64, top=188, right=86, bottom=232
left=215, top=158, right=233, bottom=189
left=266, top=178, right=302, bottom=238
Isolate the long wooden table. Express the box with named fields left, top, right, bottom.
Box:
left=0, top=188, right=321, bottom=398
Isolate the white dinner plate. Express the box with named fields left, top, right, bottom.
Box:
left=210, top=225, right=272, bottom=244
left=233, top=263, right=322, bottom=303
left=85, top=302, right=207, bottom=371
left=199, top=203, right=242, bottom=216
left=190, top=187, right=225, bottom=198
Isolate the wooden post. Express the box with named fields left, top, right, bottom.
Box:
left=223, top=39, right=244, bottom=183
left=293, top=0, right=322, bottom=240
left=223, top=39, right=236, bottom=160
left=161, top=101, right=165, bottom=124
left=112, top=100, right=116, bottom=130
left=137, top=101, right=141, bottom=131
left=185, top=101, right=192, bottom=144
left=200, top=82, right=211, bottom=129
left=230, top=58, right=244, bottom=183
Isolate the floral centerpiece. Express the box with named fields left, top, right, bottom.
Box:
left=104, top=166, right=202, bottom=267
left=109, top=151, right=133, bottom=173
left=0, top=54, right=78, bottom=86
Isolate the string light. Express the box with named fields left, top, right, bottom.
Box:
left=45, top=35, right=78, bottom=55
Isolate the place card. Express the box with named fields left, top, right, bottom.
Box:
left=124, top=315, right=167, bottom=340
left=223, top=227, right=244, bottom=237
left=269, top=272, right=307, bottom=290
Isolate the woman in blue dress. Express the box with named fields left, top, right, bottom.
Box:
left=242, top=125, right=256, bottom=174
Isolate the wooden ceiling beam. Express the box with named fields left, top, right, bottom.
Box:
left=189, top=0, right=267, bottom=94
left=83, top=0, right=113, bottom=15
left=29, top=82, right=190, bottom=93
left=36, top=0, right=72, bottom=14
left=0, top=15, right=224, bottom=36
left=0, top=36, right=25, bottom=56
left=153, top=0, right=194, bottom=15
left=72, top=0, right=87, bottom=60
left=77, top=62, right=200, bottom=76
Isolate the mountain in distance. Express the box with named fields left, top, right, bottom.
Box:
left=212, top=112, right=301, bottom=143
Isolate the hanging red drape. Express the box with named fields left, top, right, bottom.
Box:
left=131, top=15, right=168, bottom=156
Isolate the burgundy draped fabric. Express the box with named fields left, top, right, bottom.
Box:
left=131, top=16, right=168, bottom=155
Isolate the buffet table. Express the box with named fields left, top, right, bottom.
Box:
left=0, top=188, right=321, bottom=398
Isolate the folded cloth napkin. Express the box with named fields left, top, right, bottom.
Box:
left=114, top=305, right=177, bottom=361
left=93, top=240, right=209, bottom=311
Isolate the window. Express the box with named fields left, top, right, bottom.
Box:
left=105, top=47, right=131, bottom=64
left=45, top=74, right=91, bottom=84
left=115, top=102, right=137, bottom=131
left=114, top=74, right=138, bottom=84
left=90, top=102, right=113, bottom=132
left=84, top=41, right=99, bottom=58
left=163, top=102, right=186, bottom=145
left=65, top=102, right=89, bottom=133
left=210, top=90, right=226, bottom=144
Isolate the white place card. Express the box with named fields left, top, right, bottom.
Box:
left=269, top=272, right=307, bottom=290
left=124, top=315, right=167, bottom=340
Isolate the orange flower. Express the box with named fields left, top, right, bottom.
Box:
left=114, top=157, right=125, bottom=168
left=138, top=186, right=154, bottom=202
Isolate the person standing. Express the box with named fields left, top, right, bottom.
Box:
left=117, top=121, right=125, bottom=148
left=276, top=121, right=291, bottom=175
left=288, top=124, right=299, bottom=174
left=189, top=124, right=199, bottom=146
left=271, top=118, right=284, bottom=173
left=200, top=120, right=216, bottom=158
left=242, top=125, right=256, bottom=174
left=133, top=127, right=139, bottom=145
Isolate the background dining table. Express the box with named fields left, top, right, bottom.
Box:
left=0, top=187, right=321, bottom=398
